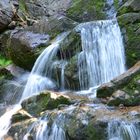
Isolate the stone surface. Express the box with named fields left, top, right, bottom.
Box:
left=97, top=61, right=140, bottom=106
left=7, top=30, right=50, bottom=70
left=21, top=91, right=71, bottom=117
left=0, top=0, right=14, bottom=32
left=117, top=0, right=140, bottom=68
left=8, top=103, right=140, bottom=140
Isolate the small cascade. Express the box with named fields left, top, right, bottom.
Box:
left=76, top=20, right=126, bottom=90
left=0, top=32, right=69, bottom=140
left=23, top=114, right=68, bottom=140
left=108, top=121, right=140, bottom=140
left=21, top=32, right=69, bottom=101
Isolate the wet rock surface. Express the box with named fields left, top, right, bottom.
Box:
left=97, top=61, right=140, bottom=106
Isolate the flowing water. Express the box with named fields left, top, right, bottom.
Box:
left=76, top=20, right=126, bottom=90
left=0, top=32, right=69, bottom=140
left=108, top=121, right=140, bottom=140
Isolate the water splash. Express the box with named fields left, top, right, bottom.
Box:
left=76, top=20, right=126, bottom=90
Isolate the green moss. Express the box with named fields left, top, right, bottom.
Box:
left=19, top=0, right=28, bottom=15
left=0, top=54, right=12, bottom=67
left=66, top=0, right=105, bottom=22
left=22, top=92, right=71, bottom=117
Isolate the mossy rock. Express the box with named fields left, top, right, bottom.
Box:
left=118, top=13, right=140, bottom=68
left=21, top=91, right=71, bottom=117
left=66, top=0, right=106, bottom=22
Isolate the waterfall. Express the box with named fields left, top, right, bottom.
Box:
left=108, top=121, right=140, bottom=140
left=0, top=32, right=69, bottom=140
left=76, top=20, right=126, bottom=90
left=21, top=32, right=69, bottom=101
left=23, top=114, right=68, bottom=140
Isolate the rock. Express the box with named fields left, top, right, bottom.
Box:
left=0, top=0, right=14, bottom=32
left=26, top=16, right=78, bottom=39
left=7, top=30, right=50, bottom=70
left=21, top=91, right=71, bottom=117
left=18, top=0, right=71, bottom=20
left=97, top=61, right=140, bottom=106
left=8, top=103, right=140, bottom=140
left=97, top=61, right=140, bottom=98
left=118, top=0, right=140, bottom=15
left=66, top=0, right=106, bottom=22
left=117, top=1, right=140, bottom=68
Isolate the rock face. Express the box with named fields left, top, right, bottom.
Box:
left=0, top=0, right=14, bottom=32
left=97, top=61, right=140, bottom=106
left=117, top=0, right=140, bottom=67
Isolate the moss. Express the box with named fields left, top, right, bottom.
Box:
left=19, top=0, right=28, bottom=15
left=0, top=54, right=12, bottom=67
left=118, top=13, right=140, bottom=67
left=66, top=0, right=105, bottom=22
left=22, top=92, right=71, bottom=117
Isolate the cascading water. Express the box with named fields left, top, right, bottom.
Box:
left=108, top=121, right=140, bottom=140
left=21, top=32, right=69, bottom=101
left=76, top=20, right=126, bottom=90
left=0, top=32, right=69, bottom=140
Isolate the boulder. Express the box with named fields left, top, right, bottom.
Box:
left=7, top=30, right=50, bottom=70
left=21, top=91, right=71, bottom=117
left=0, top=0, right=14, bottom=32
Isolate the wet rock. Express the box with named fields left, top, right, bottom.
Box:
left=97, top=61, right=140, bottom=106
left=8, top=103, right=140, bottom=140
left=97, top=61, right=140, bottom=98
left=21, top=91, right=71, bottom=117
left=0, top=0, right=14, bottom=32
left=8, top=30, right=50, bottom=70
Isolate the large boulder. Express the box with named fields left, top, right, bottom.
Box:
left=97, top=61, right=140, bottom=106
left=7, top=30, right=50, bottom=70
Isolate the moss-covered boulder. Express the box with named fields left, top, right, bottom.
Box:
left=66, top=0, right=106, bottom=22
left=21, top=91, right=71, bottom=117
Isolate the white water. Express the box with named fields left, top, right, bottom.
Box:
left=0, top=32, right=69, bottom=140
left=108, top=121, right=140, bottom=140
left=23, top=115, right=67, bottom=140
left=21, top=32, right=69, bottom=101
left=76, top=20, right=126, bottom=90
